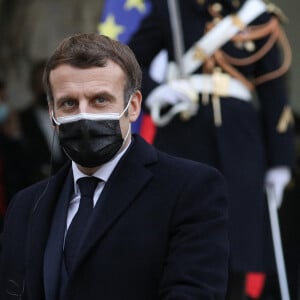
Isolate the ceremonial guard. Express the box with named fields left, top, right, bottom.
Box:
left=129, top=0, right=295, bottom=298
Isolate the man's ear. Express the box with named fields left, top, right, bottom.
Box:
left=129, top=90, right=142, bottom=122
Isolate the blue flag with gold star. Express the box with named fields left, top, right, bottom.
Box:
left=98, top=0, right=152, bottom=133
left=98, top=0, right=152, bottom=43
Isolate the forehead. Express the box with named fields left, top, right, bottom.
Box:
left=49, top=60, right=126, bottom=95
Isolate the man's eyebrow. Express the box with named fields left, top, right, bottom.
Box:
left=92, top=91, right=116, bottom=101
left=93, top=91, right=112, bottom=97
left=56, top=95, right=76, bottom=103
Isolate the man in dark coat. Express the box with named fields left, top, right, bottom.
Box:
left=0, top=33, right=229, bottom=300
left=128, top=0, right=295, bottom=298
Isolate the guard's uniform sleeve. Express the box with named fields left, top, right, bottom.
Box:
left=254, top=15, right=295, bottom=168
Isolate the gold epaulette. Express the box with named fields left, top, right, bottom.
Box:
left=277, top=105, right=294, bottom=133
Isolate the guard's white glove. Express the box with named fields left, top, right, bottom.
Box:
left=145, top=79, right=199, bottom=127
left=265, top=166, right=291, bottom=209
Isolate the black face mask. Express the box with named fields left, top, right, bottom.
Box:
left=58, top=118, right=124, bottom=168
left=52, top=96, right=132, bottom=168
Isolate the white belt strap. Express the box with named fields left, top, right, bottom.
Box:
left=147, top=74, right=251, bottom=127
left=181, top=0, right=267, bottom=75
left=188, top=74, right=251, bottom=101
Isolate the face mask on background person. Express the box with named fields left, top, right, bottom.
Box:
left=52, top=97, right=132, bottom=168
left=0, top=103, right=10, bottom=124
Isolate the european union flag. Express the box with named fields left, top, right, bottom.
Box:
left=98, top=0, right=152, bottom=44
left=98, top=0, right=152, bottom=133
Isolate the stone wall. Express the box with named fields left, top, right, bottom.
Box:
left=0, top=0, right=104, bottom=109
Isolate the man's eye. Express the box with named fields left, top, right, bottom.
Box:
left=62, top=100, right=76, bottom=107
left=95, top=97, right=106, bottom=104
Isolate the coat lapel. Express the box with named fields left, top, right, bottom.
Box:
left=69, top=136, right=157, bottom=277
left=25, top=162, right=71, bottom=299
left=43, top=169, right=73, bottom=300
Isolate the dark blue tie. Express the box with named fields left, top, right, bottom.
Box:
left=64, top=176, right=99, bottom=272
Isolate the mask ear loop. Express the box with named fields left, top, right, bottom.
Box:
left=51, top=110, right=60, bottom=125
left=122, top=123, right=132, bottom=147
left=119, top=94, right=133, bottom=145
left=119, top=94, right=133, bottom=119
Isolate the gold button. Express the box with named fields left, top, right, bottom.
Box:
left=244, top=41, right=256, bottom=52
left=212, top=3, right=223, bottom=13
